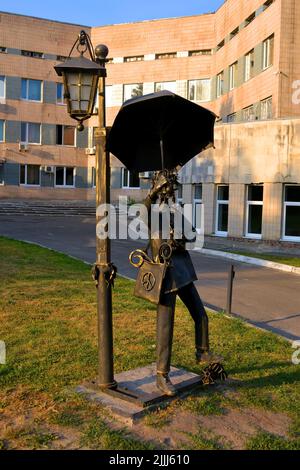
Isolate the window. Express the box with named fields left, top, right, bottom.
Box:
left=263, top=0, right=274, bottom=11
left=283, top=186, right=300, bottom=241
left=177, top=183, right=183, bottom=205
left=20, top=164, right=40, bottom=186
left=216, top=40, right=225, bottom=51
left=122, top=168, right=140, bottom=188
left=0, top=76, right=5, bottom=99
left=105, top=85, right=113, bottom=107
left=0, top=120, right=4, bottom=141
left=123, top=83, right=143, bottom=102
left=21, top=50, right=43, bottom=59
left=155, top=52, right=176, bottom=60
left=155, top=81, right=177, bottom=93
left=229, top=62, right=238, bottom=90
left=56, top=55, right=67, bottom=62
left=189, top=49, right=212, bottom=56
left=263, top=35, right=274, bottom=69
left=56, top=125, right=75, bottom=146
left=193, top=184, right=203, bottom=232
left=92, top=167, right=96, bottom=188
left=21, top=122, right=41, bottom=144
left=227, top=113, right=237, bottom=123
left=245, top=12, right=256, bottom=27
left=124, top=56, right=144, bottom=62
left=0, top=47, right=6, bottom=53
left=260, top=96, right=272, bottom=119
left=244, top=50, right=254, bottom=81
left=21, top=79, right=42, bottom=101
left=242, top=105, right=255, bottom=122
left=55, top=167, right=75, bottom=187
left=56, top=83, right=66, bottom=105
left=216, top=185, right=229, bottom=235
left=188, top=79, right=210, bottom=102
left=216, top=72, right=224, bottom=97
left=246, top=185, right=263, bottom=238
left=230, top=27, right=239, bottom=40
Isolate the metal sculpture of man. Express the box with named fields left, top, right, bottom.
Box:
left=138, top=170, right=222, bottom=396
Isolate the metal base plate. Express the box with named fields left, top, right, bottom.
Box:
left=76, top=364, right=204, bottom=423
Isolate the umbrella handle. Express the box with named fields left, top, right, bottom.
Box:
left=160, top=139, right=165, bottom=170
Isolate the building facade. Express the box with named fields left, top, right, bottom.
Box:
left=0, top=0, right=300, bottom=244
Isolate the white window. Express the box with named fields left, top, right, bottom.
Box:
left=55, top=166, right=75, bottom=187
left=246, top=185, right=263, bottom=238
left=124, top=56, right=144, bottom=62
left=0, top=47, right=7, bottom=53
left=263, top=35, right=274, bottom=70
left=21, top=122, right=41, bottom=144
left=216, top=72, right=224, bottom=98
left=56, top=125, right=75, bottom=146
left=283, top=185, right=300, bottom=241
left=244, top=50, right=254, bottom=81
left=188, top=79, right=210, bottom=102
left=243, top=105, right=255, bottom=122
left=155, top=52, right=176, bottom=60
left=193, top=184, right=203, bottom=232
left=155, top=81, right=177, bottom=93
left=260, top=97, right=272, bottom=119
left=189, top=49, right=212, bottom=56
left=0, top=76, right=5, bottom=99
left=56, top=83, right=66, bottom=105
left=216, top=185, right=229, bottom=236
left=123, top=83, right=143, bottom=102
left=105, top=85, right=113, bottom=107
left=0, top=120, right=4, bottom=142
left=122, top=168, right=140, bottom=188
left=21, top=79, right=42, bottom=102
left=229, top=62, right=238, bottom=90
left=20, top=164, right=40, bottom=186
left=21, top=50, right=44, bottom=59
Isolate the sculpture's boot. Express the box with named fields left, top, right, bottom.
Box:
left=195, top=349, right=224, bottom=364
left=156, top=373, right=177, bottom=396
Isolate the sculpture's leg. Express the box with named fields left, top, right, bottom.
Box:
left=156, top=292, right=177, bottom=396
left=177, top=283, right=209, bottom=359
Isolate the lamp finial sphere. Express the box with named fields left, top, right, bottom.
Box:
left=95, top=44, right=109, bottom=60
left=77, top=123, right=84, bottom=132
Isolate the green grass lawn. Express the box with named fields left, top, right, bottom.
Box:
left=227, top=250, right=300, bottom=267
left=0, top=236, right=299, bottom=450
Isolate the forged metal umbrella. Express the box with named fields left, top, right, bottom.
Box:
left=106, top=90, right=216, bottom=172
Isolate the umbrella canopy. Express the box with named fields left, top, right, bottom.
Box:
left=106, top=90, right=216, bottom=172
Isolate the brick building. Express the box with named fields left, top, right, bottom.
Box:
left=0, top=0, right=299, bottom=244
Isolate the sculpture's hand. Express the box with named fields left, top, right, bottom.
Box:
left=149, top=171, right=169, bottom=200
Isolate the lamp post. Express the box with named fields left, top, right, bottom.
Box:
left=54, top=31, right=117, bottom=389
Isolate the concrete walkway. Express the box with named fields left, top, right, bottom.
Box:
left=0, top=214, right=299, bottom=341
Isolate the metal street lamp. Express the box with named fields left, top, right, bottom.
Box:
left=55, top=31, right=117, bottom=390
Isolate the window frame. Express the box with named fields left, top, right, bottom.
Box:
left=216, top=72, right=224, bottom=98
left=0, top=163, right=4, bottom=185
left=123, top=83, right=143, bottom=102
left=215, top=185, right=229, bottom=237
left=154, top=81, right=177, bottom=93
left=21, top=78, right=43, bottom=102
left=0, top=75, right=6, bottom=100
left=121, top=168, right=140, bottom=189
left=56, top=82, right=66, bottom=105
left=55, top=166, right=76, bottom=188
left=260, top=96, right=272, bottom=120
left=19, top=164, right=41, bottom=187
left=0, top=119, right=5, bottom=142
left=244, top=49, right=254, bottom=82
left=282, top=185, right=300, bottom=242
left=56, top=125, right=76, bottom=147
left=188, top=79, right=211, bottom=102
left=193, top=184, right=203, bottom=233
left=229, top=62, right=238, bottom=90
left=20, top=122, right=41, bottom=145
left=245, top=184, right=264, bottom=239
left=263, top=35, right=274, bottom=70
left=242, top=105, right=255, bottom=122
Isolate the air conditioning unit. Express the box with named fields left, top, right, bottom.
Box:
left=139, top=171, right=151, bottom=178
left=85, top=146, right=96, bottom=155
left=43, top=166, right=54, bottom=173
left=19, top=143, right=28, bottom=152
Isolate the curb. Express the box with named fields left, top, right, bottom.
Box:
left=194, top=248, right=300, bottom=275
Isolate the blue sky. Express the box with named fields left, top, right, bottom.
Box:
left=0, top=0, right=224, bottom=26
